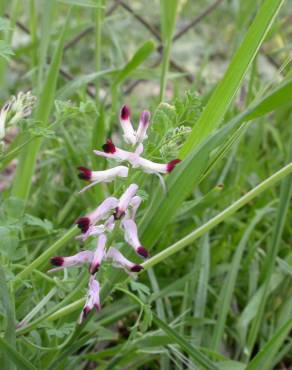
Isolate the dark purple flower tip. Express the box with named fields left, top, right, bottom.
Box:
left=50, top=256, right=64, bottom=266
left=140, top=110, right=151, bottom=126
left=77, top=166, right=92, bottom=181
left=137, top=246, right=149, bottom=258
left=121, top=105, right=130, bottom=120
left=94, top=303, right=101, bottom=312
left=102, top=139, right=116, bottom=154
left=89, top=263, right=100, bottom=275
left=82, top=306, right=91, bottom=319
left=113, top=207, right=125, bottom=220
left=131, top=264, right=144, bottom=272
left=75, top=217, right=90, bottom=233
left=167, top=159, right=181, bottom=173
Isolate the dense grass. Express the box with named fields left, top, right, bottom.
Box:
left=0, top=1, right=292, bottom=369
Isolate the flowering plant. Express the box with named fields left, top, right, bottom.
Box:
left=49, top=105, right=181, bottom=323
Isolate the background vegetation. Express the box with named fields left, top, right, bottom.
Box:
left=0, top=0, right=291, bottom=369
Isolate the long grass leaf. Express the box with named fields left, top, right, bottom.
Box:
left=153, top=314, right=220, bottom=370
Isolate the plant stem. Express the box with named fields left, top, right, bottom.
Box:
left=142, top=163, right=292, bottom=270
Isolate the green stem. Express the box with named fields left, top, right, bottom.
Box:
left=142, top=163, right=292, bottom=270
left=159, top=41, right=172, bottom=102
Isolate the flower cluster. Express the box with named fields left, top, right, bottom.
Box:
left=49, top=105, right=181, bottom=323
left=0, top=91, right=36, bottom=143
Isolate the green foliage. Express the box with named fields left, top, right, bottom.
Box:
left=0, top=0, right=291, bottom=369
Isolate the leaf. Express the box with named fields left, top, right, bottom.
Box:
left=245, top=317, right=292, bottom=370
left=0, top=336, right=37, bottom=370
left=0, top=267, right=16, bottom=370
left=113, top=40, right=155, bottom=86
left=180, top=0, right=285, bottom=156
left=12, top=9, right=71, bottom=202
left=24, top=214, right=53, bottom=232
left=153, top=314, right=220, bottom=370
left=211, top=206, right=273, bottom=350
left=0, top=40, right=14, bottom=61
left=57, top=69, right=116, bottom=99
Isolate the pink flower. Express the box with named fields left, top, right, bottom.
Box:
left=115, top=184, right=138, bottom=219
left=122, top=219, right=148, bottom=258
left=94, top=139, right=134, bottom=162
left=79, top=276, right=101, bottom=323
left=106, top=247, right=143, bottom=273
left=89, top=234, right=107, bottom=274
left=78, top=166, right=128, bottom=193
left=136, top=110, right=151, bottom=143
left=49, top=251, right=93, bottom=273
left=120, top=105, right=137, bottom=145
left=75, top=197, right=118, bottom=233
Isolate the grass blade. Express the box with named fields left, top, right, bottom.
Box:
left=11, top=9, right=71, bottom=203
left=245, top=317, right=292, bottom=370
left=211, top=206, right=273, bottom=351
left=0, top=267, right=16, bottom=370
left=0, top=336, right=37, bottom=370
left=153, top=314, right=220, bottom=370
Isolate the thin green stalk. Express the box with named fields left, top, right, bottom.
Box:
left=159, top=0, right=178, bottom=101
left=142, top=163, right=292, bottom=270
left=159, top=40, right=172, bottom=101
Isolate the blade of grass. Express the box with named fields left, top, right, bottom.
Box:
left=244, top=138, right=292, bottom=361
left=180, top=0, right=285, bottom=157
left=245, top=317, right=292, bottom=370
left=37, top=0, right=56, bottom=90
left=192, top=233, right=210, bottom=346
left=153, top=314, right=220, bottom=370
left=112, top=40, right=155, bottom=87
left=211, top=205, right=273, bottom=351
left=0, top=266, right=16, bottom=370
left=0, top=336, right=37, bottom=370
left=11, top=8, right=71, bottom=203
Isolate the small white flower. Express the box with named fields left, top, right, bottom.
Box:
left=48, top=250, right=94, bottom=273
left=89, top=234, right=107, bottom=274
left=115, top=184, right=138, bottom=219
left=106, top=247, right=143, bottom=273
left=122, top=219, right=149, bottom=258
left=79, top=276, right=101, bottom=323
left=78, top=165, right=129, bottom=193
left=119, top=105, right=137, bottom=145
left=75, top=197, right=118, bottom=233
left=136, top=110, right=151, bottom=143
